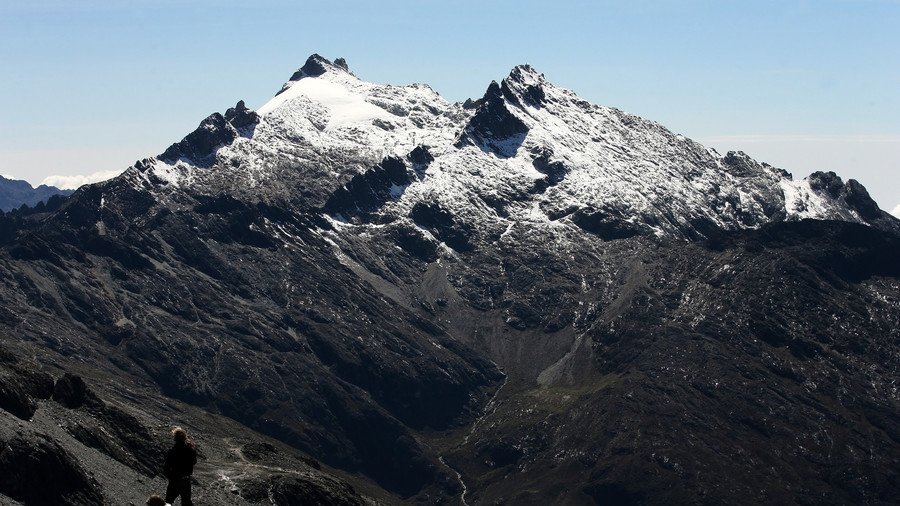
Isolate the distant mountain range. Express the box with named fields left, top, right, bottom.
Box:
left=0, top=55, right=897, bottom=505
left=0, top=175, right=72, bottom=212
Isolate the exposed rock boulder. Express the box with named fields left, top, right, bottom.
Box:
left=0, top=382, right=34, bottom=421
left=0, top=433, right=102, bottom=505
left=0, top=353, right=55, bottom=420
left=52, top=373, right=99, bottom=409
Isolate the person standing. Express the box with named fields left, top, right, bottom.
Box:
left=163, top=427, right=197, bottom=506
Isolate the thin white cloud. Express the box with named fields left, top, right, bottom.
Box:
left=0, top=145, right=152, bottom=189
left=892, top=205, right=900, bottom=219
left=40, top=170, right=124, bottom=190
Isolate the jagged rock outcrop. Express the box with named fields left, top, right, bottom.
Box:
left=288, top=53, right=335, bottom=80
left=808, top=170, right=883, bottom=219
left=159, top=100, right=259, bottom=166
left=52, top=373, right=99, bottom=409
left=323, top=156, right=411, bottom=220
left=455, top=80, right=529, bottom=156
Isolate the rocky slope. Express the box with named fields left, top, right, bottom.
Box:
left=0, top=348, right=389, bottom=505
left=0, top=55, right=897, bottom=505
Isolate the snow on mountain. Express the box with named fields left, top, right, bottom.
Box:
left=245, top=55, right=466, bottom=177
left=3, top=54, right=899, bottom=506
left=131, top=54, right=895, bottom=241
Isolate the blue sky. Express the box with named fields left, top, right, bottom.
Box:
left=1, top=0, right=898, bottom=211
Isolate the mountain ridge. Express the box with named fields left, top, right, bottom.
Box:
left=133, top=54, right=896, bottom=242
left=0, top=54, right=897, bottom=505
left=0, top=175, right=73, bottom=212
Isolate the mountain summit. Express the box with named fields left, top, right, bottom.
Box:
left=137, top=54, right=895, bottom=243
left=0, top=55, right=897, bottom=505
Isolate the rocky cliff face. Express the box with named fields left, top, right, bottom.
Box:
left=0, top=55, right=897, bottom=505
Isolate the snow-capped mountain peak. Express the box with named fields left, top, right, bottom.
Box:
left=132, top=55, right=895, bottom=241
left=251, top=54, right=465, bottom=163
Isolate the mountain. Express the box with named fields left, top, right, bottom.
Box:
left=0, top=54, right=897, bottom=505
left=0, top=176, right=73, bottom=212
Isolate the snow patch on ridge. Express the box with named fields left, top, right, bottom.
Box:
left=149, top=161, right=188, bottom=187
left=780, top=178, right=830, bottom=219
left=258, top=76, right=394, bottom=128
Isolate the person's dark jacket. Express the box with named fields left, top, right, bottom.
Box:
left=164, top=441, right=197, bottom=480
